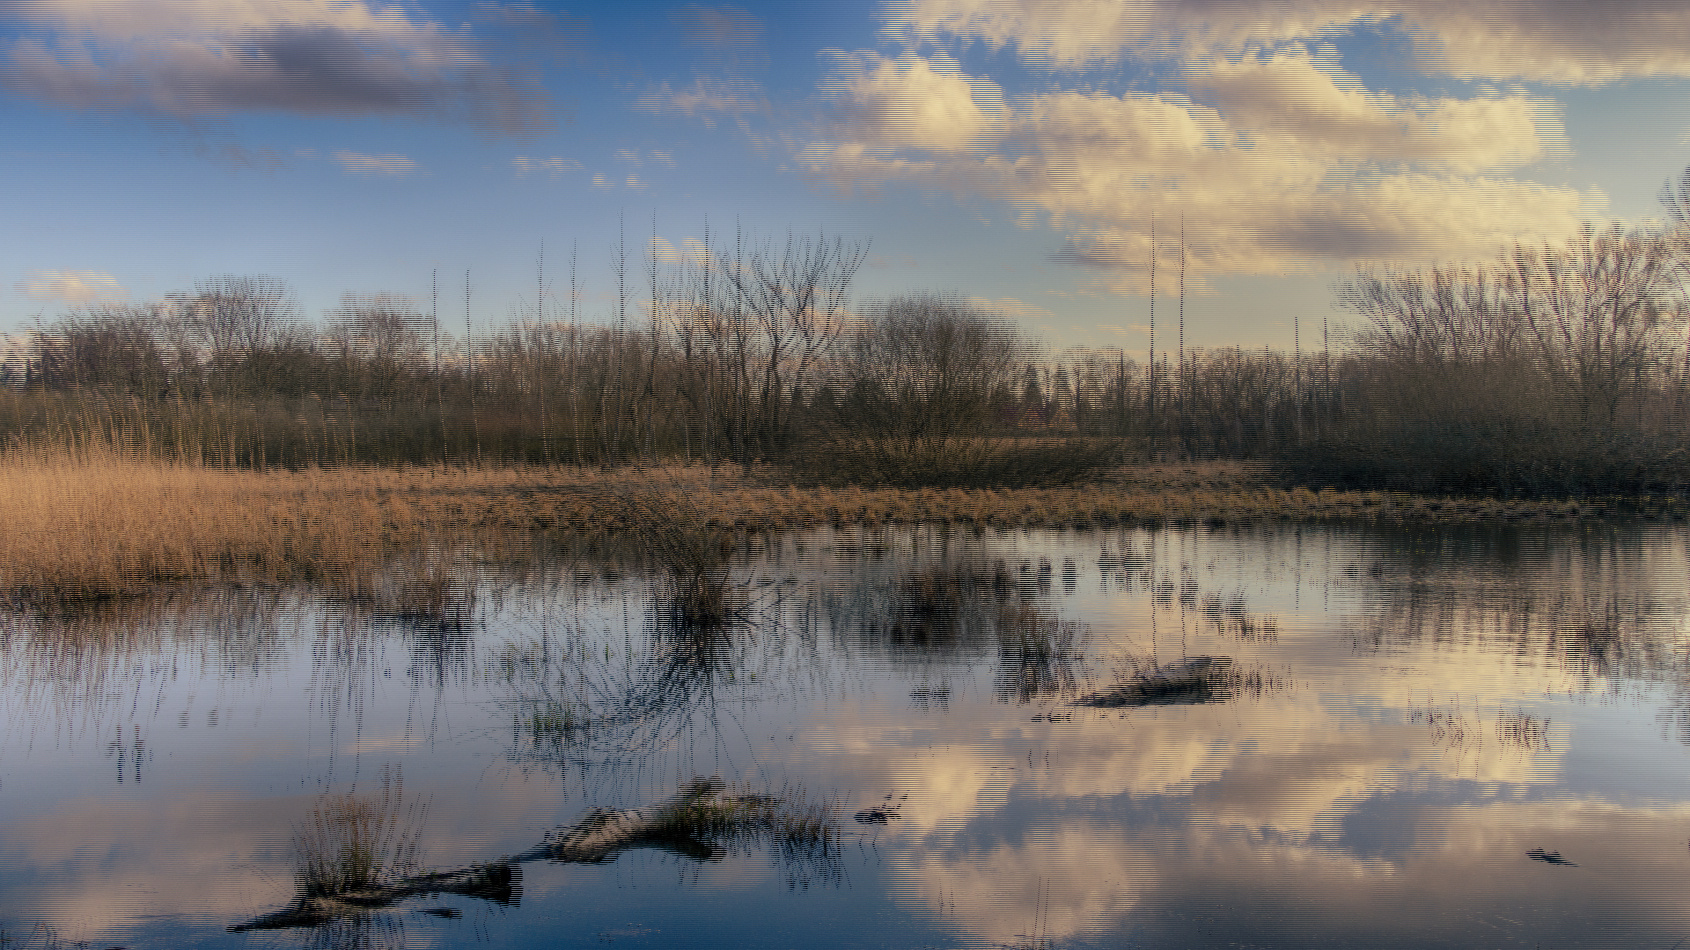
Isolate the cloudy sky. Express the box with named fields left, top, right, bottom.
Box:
left=4, top=0, right=1689, bottom=355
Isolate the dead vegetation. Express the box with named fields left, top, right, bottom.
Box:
left=1, top=449, right=1681, bottom=608
left=233, top=777, right=840, bottom=933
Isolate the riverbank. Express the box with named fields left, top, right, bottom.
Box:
left=3, top=453, right=1683, bottom=606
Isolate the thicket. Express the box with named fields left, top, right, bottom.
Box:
left=8, top=172, right=1690, bottom=497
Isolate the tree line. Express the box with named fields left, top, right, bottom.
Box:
left=8, top=171, right=1690, bottom=495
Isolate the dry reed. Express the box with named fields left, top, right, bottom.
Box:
left=292, top=768, right=426, bottom=900
left=1, top=450, right=1680, bottom=607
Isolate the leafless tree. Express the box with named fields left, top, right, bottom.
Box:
left=172, top=276, right=300, bottom=357
left=835, top=294, right=1026, bottom=447
left=673, top=230, right=867, bottom=466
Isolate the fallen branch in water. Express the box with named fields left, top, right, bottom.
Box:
left=231, top=778, right=825, bottom=933
left=1074, top=656, right=1233, bottom=708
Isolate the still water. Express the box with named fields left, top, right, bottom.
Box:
left=4, top=524, right=1690, bottom=949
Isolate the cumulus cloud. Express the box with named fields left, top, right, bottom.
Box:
left=332, top=149, right=415, bottom=176
left=882, top=0, right=1690, bottom=82
left=820, top=51, right=1005, bottom=151
left=1184, top=49, right=1562, bottom=172
left=0, top=0, right=553, bottom=131
left=812, top=4, right=1601, bottom=284
left=14, top=270, right=125, bottom=304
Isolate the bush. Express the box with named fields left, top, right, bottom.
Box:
left=1280, top=418, right=1690, bottom=497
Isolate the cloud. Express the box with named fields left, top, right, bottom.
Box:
left=1184, top=48, right=1562, bottom=172
left=0, top=0, right=553, bottom=131
left=883, top=0, right=1690, bottom=83
left=671, top=4, right=764, bottom=49
left=471, top=1, right=588, bottom=67
left=968, top=295, right=1054, bottom=322
left=332, top=149, right=416, bottom=176
left=14, top=270, right=125, bottom=304
left=511, top=155, right=579, bottom=177
left=635, top=77, right=767, bottom=123
left=820, top=51, right=1005, bottom=151
left=805, top=34, right=1589, bottom=284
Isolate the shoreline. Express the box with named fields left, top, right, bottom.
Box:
left=3, top=457, right=1684, bottom=607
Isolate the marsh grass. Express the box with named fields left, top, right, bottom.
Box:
left=1, top=450, right=1676, bottom=608
left=292, top=768, right=426, bottom=901
left=330, top=550, right=478, bottom=628
left=994, top=605, right=1086, bottom=704
left=584, top=480, right=742, bottom=628
left=658, top=782, right=844, bottom=886
left=900, top=560, right=1016, bottom=619
left=785, top=436, right=1127, bottom=489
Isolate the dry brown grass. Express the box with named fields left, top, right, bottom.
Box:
left=1, top=450, right=1681, bottom=606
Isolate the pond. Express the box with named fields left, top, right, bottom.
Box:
left=4, top=523, right=1690, bottom=949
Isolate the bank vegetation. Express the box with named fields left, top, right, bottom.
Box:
left=5, top=175, right=1690, bottom=603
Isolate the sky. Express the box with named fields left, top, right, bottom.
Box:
left=3, top=0, right=1690, bottom=358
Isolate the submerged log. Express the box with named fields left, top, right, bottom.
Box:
left=228, top=863, right=517, bottom=932
left=1075, top=656, right=1233, bottom=708
left=231, top=778, right=737, bottom=933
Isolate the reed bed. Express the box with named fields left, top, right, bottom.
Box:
left=2, top=450, right=1681, bottom=607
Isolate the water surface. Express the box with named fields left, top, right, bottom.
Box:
left=4, top=523, right=1690, bottom=948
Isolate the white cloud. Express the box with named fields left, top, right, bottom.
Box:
left=511, top=155, right=579, bottom=177
left=820, top=51, right=1005, bottom=151
left=1184, top=48, right=1563, bottom=173
left=883, top=0, right=1690, bottom=83
left=806, top=26, right=1592, bottom=285
left=14, top=270, right=126, bottom=304
left=332, top=150, right=416, bottom=177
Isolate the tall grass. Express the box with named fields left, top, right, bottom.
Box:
left=292, top=768, right=426, bottom=900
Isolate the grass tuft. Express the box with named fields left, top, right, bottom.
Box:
left=292, top=767, right=426, bottom=901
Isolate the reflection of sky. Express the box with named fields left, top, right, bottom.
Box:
left=2, top=525, right=1690, bottom=948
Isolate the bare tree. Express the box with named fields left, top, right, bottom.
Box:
left=835, top=294, right=1026, bottom=447
left=1340, top=223, right=1689, bottom=426
left=1507, top=225, right=1688, bottom=424
left=675, top=230, right=867, bottom=466
left=173, top=276, right=299, bottom=357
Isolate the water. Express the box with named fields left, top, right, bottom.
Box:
left=4, top=523, right=1690, bottom=949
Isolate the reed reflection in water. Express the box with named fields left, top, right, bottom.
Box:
left=1, top=524, right=1689, bottom=949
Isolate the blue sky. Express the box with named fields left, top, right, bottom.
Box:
left=4, top=0, right=1690, bottom=357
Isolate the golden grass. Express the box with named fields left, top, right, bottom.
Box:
left=1, top=449, right=1682, bottom=606
left=292, top=768, right=425, bottom=900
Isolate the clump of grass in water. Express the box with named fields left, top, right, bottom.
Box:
left=513, top=697, right=589, bottom=756
left=589, top=481, right=743, bottom=628
left=658, top=782, right=844, bottom=887
left=995, top=605, right=1086, bottom=704
left=327, top=550, right=478, bottom=629
left=900, top=560, right=1016, bottom=619
left=292, top=768, right=426, bottom=901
